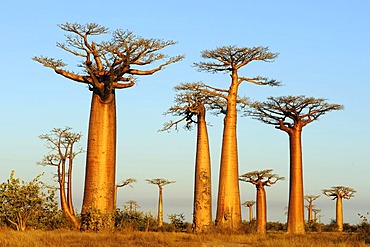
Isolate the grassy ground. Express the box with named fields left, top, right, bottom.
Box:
left=0, top=229, right=367, bottom=247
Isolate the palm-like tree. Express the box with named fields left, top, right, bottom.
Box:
left=239, top=169, right=284, bottom=233
left=246, top=96, right=343, bottom=234
left=146, top=178, right=175, bottom=228
left=322, top=186, right=356, bottom=231
left=195, top=46, right=279, bottom=229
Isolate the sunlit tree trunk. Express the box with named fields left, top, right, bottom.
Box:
left=287, top=128, right=305, bottom=234
left=216, top=71, right=241, bottom=229
left=336, top=196, right=343, bottom=231
left=158, top=186, right=164, bottom=228
left=256, top=185, right=267, bottom=234
left=308, top=204, right=312, bottom=222
left=82, top=92, right=116, bottom=216
left=249, top=206, right=253, bottom=222
left=193, top=105, right=212, bottom=232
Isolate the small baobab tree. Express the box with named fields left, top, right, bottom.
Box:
left=33, top=23, right=183, bottom=224
left=312, top=208, right=321, bottom=223
left=242, top=200, right=255, bottom=222
left=38, top=127, right=83, bottom=228
left=146, top=178, right=175, bottom=229
left=194, top=46, right=279, bottom=229
left=125, top=200, right=140, bottom=215
left=304, top=195, right=320, bottom=223
left=323, top=186, right=356, bottom=231
left=246, top=96, right=343, bottom=234
left=114, top=178, right=137, bottom=208
left=239, top=169, right=284, bottom=233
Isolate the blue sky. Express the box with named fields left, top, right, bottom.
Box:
left=1, top=0, right=369, bottom=224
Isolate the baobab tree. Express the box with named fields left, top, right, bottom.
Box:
left=312, top=208, right=321, bottom=223
left=114, top=178, right=137, bottom=208
left=161, top=82, right=231, bottom=232
left=125, top=200, right=140, bottom=215
left=323, top=186, right=356, bottom=231
left=304, top=195, right=320, bottom=222
left=246, top=95, right=343, bottom=234
left=242, top=200, right=255, bottom=222
left=33, top=23, right=183, bottom=224
left=194, top=46, right=279, bottom=229
left=239, top=169, right=284, bottom=234
left=38, top=127, right=83, bottom=228
left=146, top=178, right=175, bottom=229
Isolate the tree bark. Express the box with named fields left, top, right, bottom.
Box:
left=158, top=186, right=163, bottom=228
left=82, top=92, right=116, bottom=216
left=249, top=206, right=253, bottom=222
left=193, top=105, right=212, bottom=232
left=336, top=197, right=343, bottom=231
left=287, top=129, right=305, bottom=234
left=308, top=204, right=312, bottom=222
left=256, top=185, right=267, bottom=234
left=215, top=71, right=241, bottom=229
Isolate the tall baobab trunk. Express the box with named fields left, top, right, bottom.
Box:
left=216, top=71, right=241, bottom=229
left=193, top=105, right=212, bottom=232
left=256, top=185, right=267, bottom=234
left=82, top=92, right=116, bottom=216
left=287, top=128, right=305, bottom=234
left=336, top=196, right=343, bottom=231
left=158, top=186, right=164, bottom=228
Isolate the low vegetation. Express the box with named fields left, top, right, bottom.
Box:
left=0, top=228, right=368, bottom=247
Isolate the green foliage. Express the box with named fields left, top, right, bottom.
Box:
left=115, top=207, right=157, bottom=232
left=167, top=213, right=188, bottom=232
left=80, top=207, right=114, bottom=231
left=0, top=171, right=59, bottom=231
left=357, top=213, right=370, bottom=243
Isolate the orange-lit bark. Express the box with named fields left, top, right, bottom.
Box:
left=193, top=105, right=212, bottom=232
left=336, top=196, right=343, bottom=231
left=158, top=186, right=164, bottom=228
left=256, top=184, right=267, bottom=234
left=248, top=205, right=254, bottom=222
left=286, top=128, right=305, bottom=234
left=82, top=92, right=116, bottom=215
left=216, top=70, right=241, bottom=229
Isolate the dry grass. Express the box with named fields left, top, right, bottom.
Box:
left=0, top=228, right=367, bottom=247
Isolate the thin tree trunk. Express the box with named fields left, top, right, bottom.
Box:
left=336, top=197, right=343, bottom=231
left=82, top=92, right=116, bottom=216
left=287, top=129, right=305, bottom=234
left=249, top=206, right=253, bottom=222
left=193, top=106, right=212, bottom=233
left=67, top=155, right=75, bottom=215
left=308, top=204, right=312, bottom=222
left=256, top=185, right=267, bottom=234
left=158, top=187, right=163, bottom=228
left=216, top=71, right=241, bottom=229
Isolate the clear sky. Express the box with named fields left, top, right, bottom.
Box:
left=1, top=0, right=369, bottom=224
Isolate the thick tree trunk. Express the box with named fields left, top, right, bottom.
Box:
left=256, top=186, right=267, bottom=234
left=336, top=197, right=343, bottom=231
left=158, top=187, right=163, bottom=228
left=82, top=92, right=116, bottom=216
left=215, top=73, right=241, bottom=229
left=193, top=106, right=212, bottom=233
left=287, top=129, right=305, bottom=234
